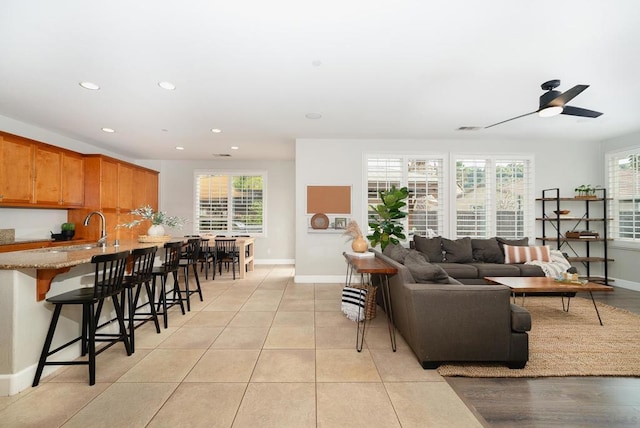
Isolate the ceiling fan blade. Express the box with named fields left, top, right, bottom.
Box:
left=484, top=111, right=537, bottom=129
left=561, top=105, right=603, bottom=118
left=548, top=84, right=589, bottom=107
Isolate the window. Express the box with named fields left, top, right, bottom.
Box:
left=194, top=171, right=265, bottom=235
left=367, top=155, right=445, bottom=238
left=366, top=153, right=533, bottom=240
left=607, top=149, right=640, bottom=241
left=454, top=157, right=533, bottom=239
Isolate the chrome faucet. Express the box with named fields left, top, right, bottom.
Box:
left=83, top=211, right=107, bottom=248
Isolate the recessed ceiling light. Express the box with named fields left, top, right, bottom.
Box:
left=231, top=146, right=239, bottom=150
left=305, top=113, right=322, bottom=120
left=210, top=128, right=222, bottom=133
left=175, top=146, right=184, bottom=150
left=158, top=81, right=176, bottom=90
left=101, top=127, right=115, bottom=133
left=79, top=81, right=100, bottom=90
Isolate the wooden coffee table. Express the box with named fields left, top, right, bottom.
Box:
left=484, top=276, right=614, bottom=326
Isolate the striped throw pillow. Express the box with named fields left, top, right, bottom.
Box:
left=503, top=244, right=551, bottom=264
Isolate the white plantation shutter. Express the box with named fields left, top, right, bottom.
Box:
left=454, top=156, right=532, bottom=239
left=366, top=155, right=446, bottom=238
left=607, top=149, right=640, bottom=240
left=195, top=172, right=265, bottom=235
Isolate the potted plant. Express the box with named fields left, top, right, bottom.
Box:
left=367, top=185, right=409, bottom=251
left=61, top=222, right=75, bottom=240
left=118, top=205, right=186, bottom=237
left=342, top=220, right=368, bottom=253
left=574, top=184, right=599, bottom=199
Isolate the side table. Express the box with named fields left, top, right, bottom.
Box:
left=343, top=251, right=398, bottom=352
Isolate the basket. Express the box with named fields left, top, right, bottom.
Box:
left=137, top=235, right=173, bottom=243
left=351, top=283, right=377, bottom=320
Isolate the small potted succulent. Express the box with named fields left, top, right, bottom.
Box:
left=61, top=222, right=75, bottom=240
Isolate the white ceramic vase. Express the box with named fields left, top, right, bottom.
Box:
left=147, top=224, right=166, bottom=237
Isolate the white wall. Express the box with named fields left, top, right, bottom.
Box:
left=155, top=159, right=295, bottom=263
left=294, top=138, right=604, bottom=282
left=601, top=130, right=640, bottom=289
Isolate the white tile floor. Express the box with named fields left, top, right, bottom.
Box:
left=0, top=265, right=482, bottom=427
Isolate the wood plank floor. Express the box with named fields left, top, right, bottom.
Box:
left=446, top=286, right=640, bottom=427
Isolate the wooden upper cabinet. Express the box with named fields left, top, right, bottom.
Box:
left=34, top=144, right=62, bottom=205
left=133, top=168, right=159, bottom=210
left=117, top=163, right=134, bottom=211
left=61, top=152, right=84, bottom=206
left=84, top=156, right=118, bottom=210
left=0, top=133, right=34, bottom=204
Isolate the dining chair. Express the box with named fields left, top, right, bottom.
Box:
left=215, top=238, right=239, bottom=280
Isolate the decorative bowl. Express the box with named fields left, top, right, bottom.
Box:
left=553, top=210, right=570, bottom=216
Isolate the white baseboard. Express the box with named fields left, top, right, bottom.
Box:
left=254, top=259, right=294, bottom=265
left=610, top=277, right=640, bottom=292
left=294, top=275, right=344, bottom=284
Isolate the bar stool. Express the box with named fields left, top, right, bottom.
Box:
left=33, top=250, right=131, bottom=387
left=122, top=245, right=159, bottom=353
left=198, top=238, right=216, bottom=280
left=152, top=241, right=184, bottom=329
left=178, top=238, right=203, bottom=311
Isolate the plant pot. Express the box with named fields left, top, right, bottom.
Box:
left=351, top=236, right=368, bottom=253
left=61, top=230, right=75, bottom=241
left=147, top=224, right=166, bottom=237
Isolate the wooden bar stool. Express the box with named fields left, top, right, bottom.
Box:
left=33, top=250, right=131, bottom=386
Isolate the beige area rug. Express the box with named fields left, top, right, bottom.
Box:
left=437, top=296, right=640, bottom=377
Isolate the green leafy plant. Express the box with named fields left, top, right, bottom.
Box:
left=367, top=185, right=409, bottom=251
left=118, top=205, right=186, bottom=229
left=61, top=222, right=75, bottom=231
left=574, top=184, right=600, bottom=198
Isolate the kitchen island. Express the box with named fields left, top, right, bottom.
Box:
left=0, top=240, right=166, bottom=396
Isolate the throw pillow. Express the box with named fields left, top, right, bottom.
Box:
left=503, top=244, right=551, bottom=264
left=442, top=237, right=474, bottom=263
left=382, top=243, right=411, bottom=263
left=471, top=238, right=504, bottom=263
left=413, top=235, right=443, bottom=262
left=403, top=250, right=449, bottom=283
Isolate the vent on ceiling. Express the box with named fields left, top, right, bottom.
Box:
left=213, top=153, right=232, bottom=158
left=456, top=126, right=483, bottom=131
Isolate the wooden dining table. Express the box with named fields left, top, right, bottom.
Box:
left=200, top=235, right=255, bottom=279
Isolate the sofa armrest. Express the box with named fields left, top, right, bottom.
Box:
left=510, top=303, right=531, bottom=332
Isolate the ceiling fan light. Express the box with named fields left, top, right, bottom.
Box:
left=538, top=106, right=563, bottom=118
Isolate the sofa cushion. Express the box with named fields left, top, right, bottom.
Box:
left=413, top=235, right=443, bottom=262
left=470, top=262, right=521, bottom=278
left=504, top=244, right=551, bottom=264
left=442, top=237, right=473, bottom=263
left=435, top=262, right=478, bottom=279
left=515, top=264, right=546, bottom=277
left=404, top=251, right=449, bottom=283
left=471, top=238, right=504, bottom=264
left=383, top=243, right=410, bottom=263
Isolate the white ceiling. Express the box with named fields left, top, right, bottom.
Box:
left=1, top=1, right=639, bottom=161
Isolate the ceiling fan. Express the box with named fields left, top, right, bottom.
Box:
left=485, top=79, right=603, bottom=129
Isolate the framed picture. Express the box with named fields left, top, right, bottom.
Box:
left=334, top=217, right=347, bottom=229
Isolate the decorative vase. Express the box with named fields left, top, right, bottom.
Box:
left=351, top=236, right=368, bottom=253
left=147, top=224, right=165, bottom=237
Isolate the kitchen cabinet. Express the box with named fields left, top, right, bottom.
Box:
left=0, top=131, right=84, bottom=208
left=0, top=133, right=34, bottom=204
left=74, top=154, right=158, bottom=242
left=34, top=145, right=84, bottom=207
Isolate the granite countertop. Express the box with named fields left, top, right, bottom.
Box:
left=0, top=240, right=175, bottom=269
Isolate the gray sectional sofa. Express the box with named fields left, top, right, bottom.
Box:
left=371, top=247, right=532, bottom=369
left=411, top=235, right=545, bottom=284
